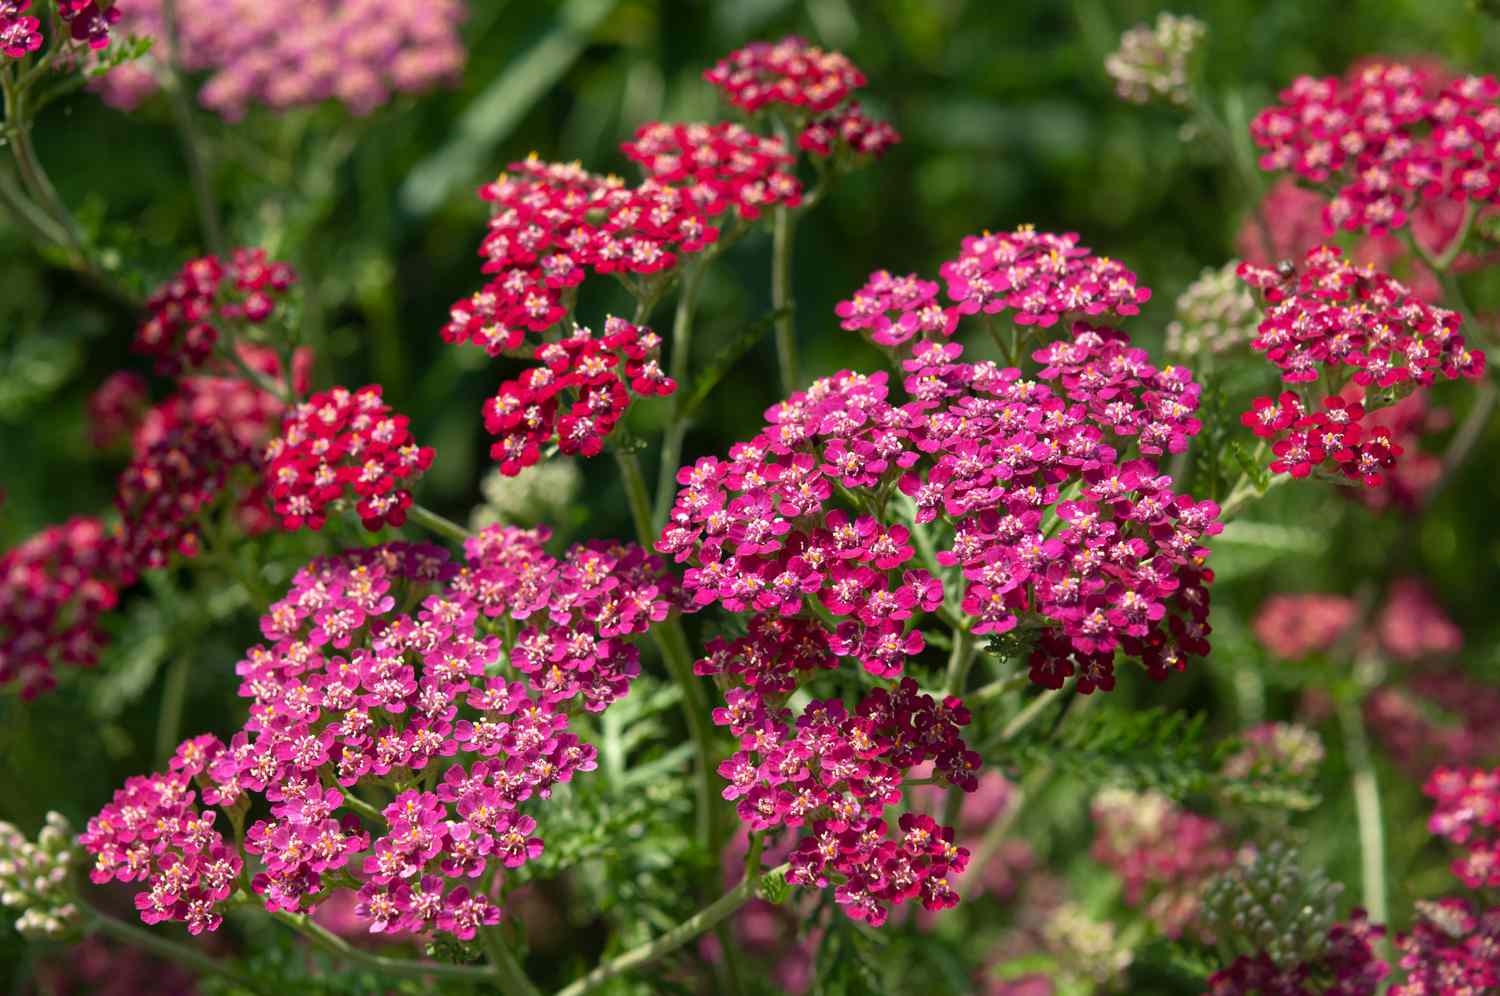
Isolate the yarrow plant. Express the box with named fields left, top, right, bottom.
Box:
left=3, top=11, right=1500, bottom=996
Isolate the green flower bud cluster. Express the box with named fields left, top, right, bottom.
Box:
left=1201, top=839, right=1342, bottom=966
left=0, top=812, right=81, bottom=940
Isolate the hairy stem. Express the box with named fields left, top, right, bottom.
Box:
left=87, top=903, right=267, bottom=994
left=613, top=448, right=719, bottom=859
left=154, top=655, right=192, bottom=767
left=407, top=503, right=473, bottom=546
left=271, top=909, right=497, bottom=980
left=771, top=203, right=799, bottom=395
left=160, top=0, right=225, bottom=256
left=481, top=927, right=544, bottom=996
left=1336, top=692, right=1388, bottom=930
left=552, top=864, right=790, bottom=996
left=653, top=260, right=708, bottom=530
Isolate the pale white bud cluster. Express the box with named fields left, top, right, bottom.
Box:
left=0, top=812, right=81, bottom=939
left=1166, top=262, right=1260, bottom=358
left=1041, top=902, right=1134, bottom=988
left=1105, top=13, right=1208, bottom=107
left=471, top=459, right=583, bottom=530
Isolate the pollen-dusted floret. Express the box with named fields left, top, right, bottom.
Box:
left=264, top=384, right=435, bottom=531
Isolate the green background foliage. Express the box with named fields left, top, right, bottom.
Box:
left=4, top=1, right=1500, bottom=992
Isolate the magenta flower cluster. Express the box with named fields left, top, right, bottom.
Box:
left=661, top=318, right=1219, bottom=694
left=1390, top=898, right=1500, bottom=995
left=94, top=0, right=466, bottom=119
left=135, top=249, right=297, bottom=376
left=1, top=0, right=117, bottom=61
left=82, top=530, right=676, bottom=936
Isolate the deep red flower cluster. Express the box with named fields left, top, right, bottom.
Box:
left=1237, top=246, right=1485, bottom=486
left=1250, top=61, right=1500, bottom=236
left=87, top=371, right=151, bottom=450
left=1205, top=912, right=1388, bottom=996
left=0, top=517, right=124, bottom=699
left=661, top=327, right=1219, bottom=693
left=481, top=317, right=675, bottom=474
left=1390, top=898, right=1500, bottom=995
left=135, top=249, right=297, bottom=375
left=797, top=103, right=900, bottom=159
left=115, top=418, right=263, bottom=572
left=264, top=384, right=435, bottom=532
left=0, top=1, right=42, bottom=59
left=1090, top=789, right=1234, bottom=940
left=0, top=0, right=118, bottom=59
left=83, top=531, right=674, bottom=935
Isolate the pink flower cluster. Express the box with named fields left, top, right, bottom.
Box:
left=1250, top=61, right=1500, bottom=236
left=1237, top=246, right=1484, bottom=486
left=1206, top=912, right=1388, bottom=996
left=1090, top=790, right=1235, bottom=940
left=836, top=227, right=1151, bottom=348
left=264, top=384, right=435, bottom=532
left=703, top=36, right=898, bottom=161
left=94, top=0, right=466, bottom=119
left=83, top=531, right=674, bottom=935
left=87, top=371, right=151, bottom=450
left=1251, top=592, right=1358, bottom=659
left=135, top=249, right=297, bottom=375
left=661, top=325, right=1219, bottom=693
left=714, top=673, right=978, bottom=925
left=1424, top=767, right=1500, bottom=889
left=481, top=317, right=675, bottom=474
left=0, top=517, right=124, bottom=699
left=1390, top=898, right=1500, bottom=995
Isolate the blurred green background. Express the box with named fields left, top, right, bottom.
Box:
left=4, top=0, right=1500, bottom=988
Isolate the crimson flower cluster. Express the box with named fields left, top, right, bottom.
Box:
left=620, top=121, right=803, bottom=221
left=481, top=317, right=675, bottom=474
left=1237, top=246, right=1485, bottom=486
left=265, top=384, right=435, bottom=532
left=87, top=371, right=151, bottom=449
left=712, top=671, right=979, bottom=925
left=661, top=328, right=1219, bottom=693
left=703, top=36, right=898, bottom=161
left=0, top=0, right=41, bottom=58
left=1390, top=899, right=1500, bottom=995
left=0, top=517, right=123, bottom=699
left=135, top=248, right=297, bottom=375
left=1206, top=912, right=1388, bottom=996
left=83, top=530, right=675, bottom=936
left=1250, top=61, right=1500, bottom=236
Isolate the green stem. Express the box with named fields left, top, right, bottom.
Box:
left=1336, top=691, right=1388, bottom=931
left=271, top=909, right=497, bottom=981
left=1420, top=380, right=1498, bottom=510
left=613, top=447, right=718, bottom=856
left=958, top=763, right=1049, bottom=902
left=160, top=0, right=225, bottom=257
left=154, top=655, right=191, bottom=767
left=998, top=680, right=1073, bottom=743
left=940, top=627, right=978, bottom=827
left=338, top=789, right=387, bottom=827
left=653, top=260, right=708, bottom=530
left=481, top=927, right=544, bottom=996
left=87, top=904, right=268, bottom=994
left=0, top=164, right=69, bottom=247
left=551, top=864, right=790, bottom=996
left=771, top=203, right=799, bottom=395
left=1219, top=469, right=1291, bottom=519
left=407, top=503, right=474, bottom=546
left=966, top=673, right=1029, bottom=705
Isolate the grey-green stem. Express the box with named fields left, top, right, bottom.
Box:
left=86, top=903, right=268, bottom=994
left=551, top=864, right=791, bottom=996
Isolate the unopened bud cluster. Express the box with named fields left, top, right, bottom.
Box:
left=0, top=813, right=81, bottom=939
left=1165, top=262, right=1260, bottom=358
left=1105, top=13, right=1207, bottom=107
left=1202, top=839, right=1342, bottom=966
left=471, top=460, right=583, bottom=530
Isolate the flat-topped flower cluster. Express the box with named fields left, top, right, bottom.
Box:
left=81, top=530, right=677, bottom=936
